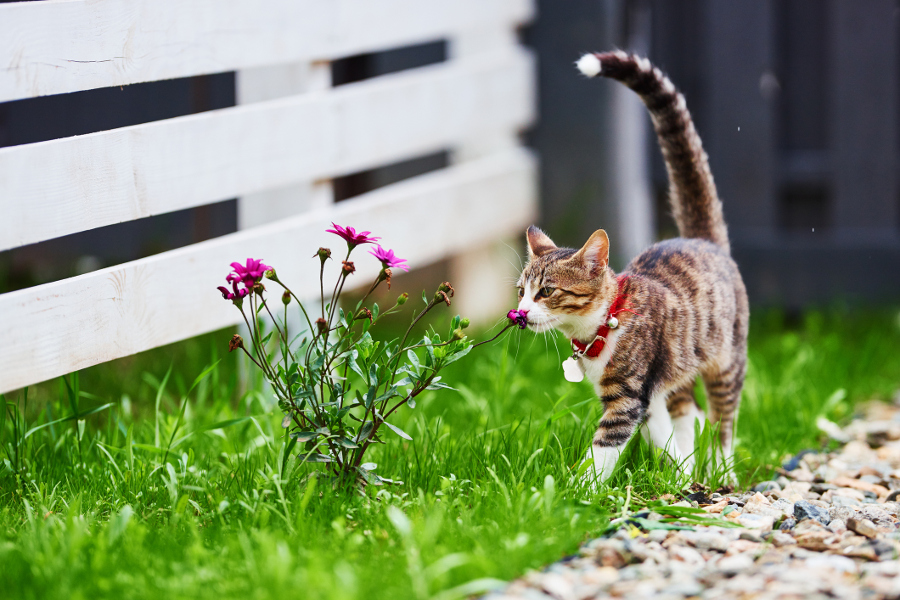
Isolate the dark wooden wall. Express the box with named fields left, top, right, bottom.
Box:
left=646, top=0, right=900, bottom=306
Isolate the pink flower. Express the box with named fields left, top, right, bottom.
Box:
left=217, top=280, right=250, bottom=301
left=326, top=223, right=380, bottom=249
left=368, top=245, right=409, bottom=272
left=226, top=258, right=271, bottom=289
left=507, top=309, right=529, bottom=329
left=218, top=258, right=269, bottom=301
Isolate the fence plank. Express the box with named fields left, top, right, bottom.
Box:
left=0, top=149, right=536, bottom=394
left=830, top=0, right=899, bottom=240
left=0, top=0, right=533, bottom=103
left=0, top=49, right=534, bottom=251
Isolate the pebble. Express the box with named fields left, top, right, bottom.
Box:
left=794, top=499, right=832, bottom=526
left=848, top=517, right=879, bottom=539
left=483, top=399, right=900, bottom=600
left=752, top=480, right=781, bottom=493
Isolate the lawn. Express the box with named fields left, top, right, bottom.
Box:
left=2, top=307, right=900, bottom=599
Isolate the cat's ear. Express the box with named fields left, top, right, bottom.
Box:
left=571, top=229, right=609, bottom=274
left=526, top=226, right=557, bottom=259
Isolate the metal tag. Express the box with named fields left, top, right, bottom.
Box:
left=562, top=356, right=584, bottom=383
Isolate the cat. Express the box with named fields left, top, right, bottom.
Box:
left=515, top=50, right=748, bottom=484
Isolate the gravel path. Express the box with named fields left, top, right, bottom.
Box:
left=485, top=400, right=900, bottom=600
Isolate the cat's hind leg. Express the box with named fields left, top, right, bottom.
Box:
left=644, top=391, right=689, bottom=472
left=667, top=383, right=705, bottom=475
left=702, top=357, right=746, bottom=479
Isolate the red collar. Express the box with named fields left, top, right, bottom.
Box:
left=571, top=275, right=639, bottom=358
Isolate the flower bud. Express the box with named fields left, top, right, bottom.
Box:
left=228, top=334, right=244, bottom=353
left=316, top=318, right=327, bottom=334
left=460, top=318, right=470, bottom=329
left=264, top=268, right=278, bottom=281
left=354, top=307, right=373, bottom=323
left=438, top=281, right=455, bottom=297
left=396, top=293, right=409, bottom=305
left=451, top=328, right=466, bottom=341
left=435, top=290, right=451, bottom=307
left=253, top=282, right=266, bottom=295
left=315, top=247, right=332, bottom=263
left=342, top=260, right=356, bottom=275
left=282, top=291, right=291, bottom=306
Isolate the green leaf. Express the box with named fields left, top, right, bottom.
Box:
left=364, top=385, right=378, bottom=408
left=347, top=351, right=366, bottom=382
left=374, top=385, right=399, bottom=405
left=423, top=336, right=435, bottom=368
left=372, top=303, right=380, bottom=320
left=355, top=421, right=375, bottom=443
left=383, top=420, right=412, bottom=440
left=291, top=431, right=318, bottom=443
left=407, top=349, right=421, bottom=373
left=23, top=402, right=115, bottom=440
left=357, top=332, right=374, bottom=360
left=441, top=343, right=473, bottom=366
left=335, top=437, right=360, bottom=449
left=188, top=361, right=220, bottom=395
left=426, top=381, right=455, bottom=391
left=168, top=415, right=260, bottom=450
left=298, top=453, right=333, bottom=463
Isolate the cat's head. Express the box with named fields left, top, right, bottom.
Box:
left=515, top=226, right=616, bottom=337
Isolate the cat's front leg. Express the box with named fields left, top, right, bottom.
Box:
left=583, top=396, right=645, bottom=485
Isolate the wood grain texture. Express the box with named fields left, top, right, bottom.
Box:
left=0, top=0, right=533, bottom=102
left=0, top=49, right=534, bottom=251
left=0, top=149, right=537, bottom=394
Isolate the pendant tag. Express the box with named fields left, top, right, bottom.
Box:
left=562, top=356, right=584, bottom=382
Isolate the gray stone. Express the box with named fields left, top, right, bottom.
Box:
left=753, top=480, right=781, bottom=493
left=794, top=500, right=831, bottom=526
left=780, top=518, right=797, bottom=531
left=828, top=519, right=848, bottom=534
left=832, top=495, right=863, bottom=508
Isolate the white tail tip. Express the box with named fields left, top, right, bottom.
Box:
left=576, top=53, right=602, bottom=77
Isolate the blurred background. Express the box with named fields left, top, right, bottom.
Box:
left=1, top=0, right=898, bottom=309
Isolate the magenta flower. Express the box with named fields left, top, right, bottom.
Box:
left=326, top=223, right=381, bottom=249
left=226, top=258, right=271, bottom=289
left=507, top=309, right=529, bottom=329
left=217, top=280, right=249, bottom=301
left=369, top=245, right=409, bottom=272
left=218, top=258, right=269, bottom=301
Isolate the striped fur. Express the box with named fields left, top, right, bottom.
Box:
left=515, top=52, right=749, bottom=483
left=580, top=50, right=730, bottom=252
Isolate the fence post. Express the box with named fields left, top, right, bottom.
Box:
left=448, top=28, right=529, bottom=326
left=236, top=63, right=333, bottom=229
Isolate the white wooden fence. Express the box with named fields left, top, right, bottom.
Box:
left=0, top=0, right=537, bottom=395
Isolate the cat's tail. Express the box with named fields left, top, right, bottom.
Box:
left=576, top=51, right=730, bottom=253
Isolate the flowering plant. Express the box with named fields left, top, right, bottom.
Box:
left=218, top=225, right=518, bottom=489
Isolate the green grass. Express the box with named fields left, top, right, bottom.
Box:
left=2, top=307, right=900, bottom=599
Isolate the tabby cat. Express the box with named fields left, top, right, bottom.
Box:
left=515, top=51, right=748, bottom=483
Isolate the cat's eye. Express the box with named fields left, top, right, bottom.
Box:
left=517, top=287, right=524, bottom=298
left=537, top=287, right=555, bottom=299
